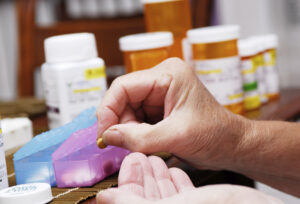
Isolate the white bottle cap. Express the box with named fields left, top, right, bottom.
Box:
left=238, top=39, right=258, bottom=57
left=119, top=32, right=173, bottom=51
left=249, top=35, right=274, bottom=53
left=252, top=34, right=278, bottom=50
left=0, top=183, right=53, bottom=204
left=44, top=33, right=98, bottom=63
left=187, top=25, right=240, bottom=44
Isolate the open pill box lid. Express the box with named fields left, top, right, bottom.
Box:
left=0, top=183, right=53, bottom=204
left=13, top=107, right=97, bottom=186
left=14, top=107, right=97, bottom=161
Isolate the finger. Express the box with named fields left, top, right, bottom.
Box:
left=97, top=188, right=149, bottom=204
left=133, top=153, right=161, bottom=201
left=148, top=156, right=177, bottom=198
left=118, top=154, right=144, bottom=197
left=119, top=105, right=138, bottom=124
left=101, top=121, right=172, bottom=153
left=97, top=69, right=162, bottom=138
left=142, top=73, right=172, bottom=122
left=169, top=168, right=195, bottom=193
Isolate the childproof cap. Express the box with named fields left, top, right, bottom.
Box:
left=44, top=33, right=98, bottom=63
left=0, top=183, right=53, bottom=204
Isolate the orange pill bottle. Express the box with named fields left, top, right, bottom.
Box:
left=119, top=32, right=173, bottom=73
left=142, top=0, right=192, bottom=59
left=187, top=25, right=244, bottom=115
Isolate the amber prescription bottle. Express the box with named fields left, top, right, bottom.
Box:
left=119, top=32, right=173, bottom=73
left=142, top=0, right=192, bottom=59
left=187, top=25, right=244, bottom=115
left=238, top=39, right=261, bottom=111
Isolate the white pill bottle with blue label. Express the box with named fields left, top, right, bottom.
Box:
left=42, top=33, right=107, bottom=129
left=0, top=116, right=8, bottom=190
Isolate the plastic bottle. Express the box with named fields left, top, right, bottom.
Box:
left=261, top=34, right=280, bottom=101
left=42, top=33, right=107, bottom=129
left=238, top=39, right=261, bottom=111
left=251, top=36, right=271, bottom=104
left=119, top=32, right=173, bottom=73
left=0, top=116, right=8, bottom=190
left=142, top=0, right=192, bottom=59
left=187, top=25, right=244, bottom=115
left=2, top=117, right=33, bottom=151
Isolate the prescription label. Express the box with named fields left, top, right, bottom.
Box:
left=85, top=66, right=106, bottom=80
left=61, top=66, right=107, bottom=120
left=43, top=64, right=107, bottom=129
left=42, top=67, right=61, bottom=129
left=240, top=57, right=261, bottom=110
left=194, top=56, right=243, bottom=106
left=0, top=118, right=8, bottom=190
left=264, top=49, right=279, bottom=95
left=253, top=54, right=268, bottom=103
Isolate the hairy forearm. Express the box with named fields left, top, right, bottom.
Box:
left=228, top=119, right=300, bottom=196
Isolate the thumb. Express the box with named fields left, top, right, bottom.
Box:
left=101, top=121, right=173, bottom=154
left=96, top=189, right=149, bottom=204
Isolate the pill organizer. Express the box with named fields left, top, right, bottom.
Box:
left=52, top=123, right=130, bottom=188
left=13, top=107, right=97, bottom=186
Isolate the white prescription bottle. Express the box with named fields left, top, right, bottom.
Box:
left=260, top=34, right=280, bottom=101
left=42, top=33, right=107, bottom=129
left=0, top=116, right=8, bottom=190
left=250, top=36, right=269, bottom=104
left=238, top=39, right=261, bottom=111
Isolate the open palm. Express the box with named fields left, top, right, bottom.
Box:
left=97, top=153, right=282, bottom=204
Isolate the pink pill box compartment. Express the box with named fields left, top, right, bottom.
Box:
left=52, top=123, right=130, bottom=188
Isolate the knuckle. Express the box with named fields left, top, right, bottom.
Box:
left=111, top=75, right=124, bottom=87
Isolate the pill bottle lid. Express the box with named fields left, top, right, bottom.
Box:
left=0, top=183, right=53, bottom=204
left=119, top=32, right=173, bottom=52
left=141, top=0, right=177, bottom=3
left=187, top=25, right=240, bottom=44
left=253, top=34, right=278, bottom=50
left=44, top=33, right=98, bottom=63
left=238, top=39, right=258, bottom=57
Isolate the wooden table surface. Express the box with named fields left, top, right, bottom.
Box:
left=5, top=89, right=300, bottom=203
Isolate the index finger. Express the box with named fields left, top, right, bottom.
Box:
left=97, top=68, right=162, bottom=138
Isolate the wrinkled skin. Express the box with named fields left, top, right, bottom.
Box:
left=96, top=57, right=300, bottom=202
left=96, top=58, right=243, bottom=171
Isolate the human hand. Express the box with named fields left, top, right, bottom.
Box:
left=96, top=58, right=249, bottom=170
left=97, top=153, right=282, bottom=204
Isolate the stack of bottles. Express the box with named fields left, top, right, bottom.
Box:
left=116, top=1, right=280, bottom=115
left=118, top=13, right=280, bottom=114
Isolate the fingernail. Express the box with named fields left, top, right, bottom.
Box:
left=102, top=128, right=122, bottom=147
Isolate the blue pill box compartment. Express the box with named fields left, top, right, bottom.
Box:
left=13, top=107, right=97, bottom=186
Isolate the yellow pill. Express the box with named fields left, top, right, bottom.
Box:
left=97, top=137, right=107, bottom=149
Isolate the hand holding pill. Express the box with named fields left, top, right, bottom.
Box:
left=96, top=58, right=247, bottom=170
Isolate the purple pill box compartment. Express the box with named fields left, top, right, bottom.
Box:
left=52, top=123, right=130, bottom=188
